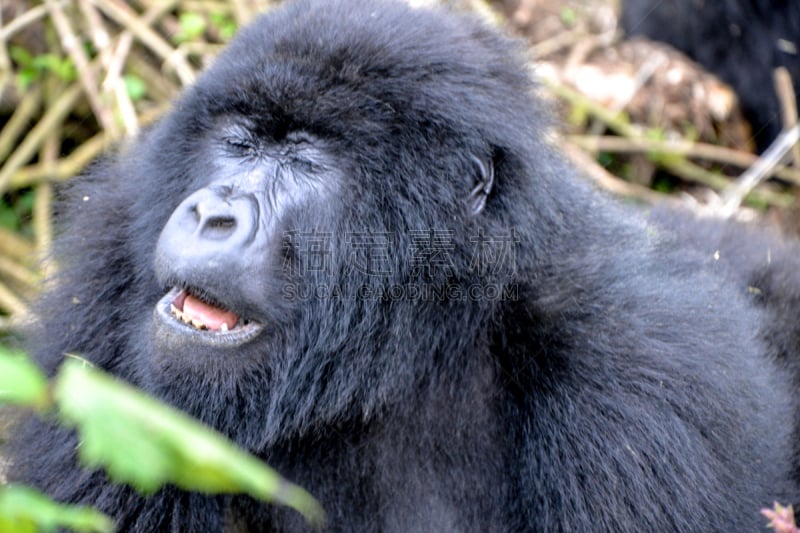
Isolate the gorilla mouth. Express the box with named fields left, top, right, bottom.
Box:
left=155, top=287, right=264, bottom=346
left=170, top=289, right=240, bottom=331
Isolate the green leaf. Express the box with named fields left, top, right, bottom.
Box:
left=560, top=7, right=577, bottom=27
left=17, top=189, right=35, bottom=213
left=653, top=176, right=676, bottom=194
left=0, top=203, right=18, bottom=231
left=210, top=12, right=238, bottom=41
left=10, top=47, right=77, bottom=86
left=17, top=67, right=39, bottom=89
left=30, top=54, right=76, bottom=83
left=9, top=46, right=33, bottom=67
left=0, top=348, right=48, bottom=408
left=123, top=75, right=147, bottom=101
left=0, top=485, right=113, bottom=533
left=10, top=47, right=40, bottom=87
left=54, top=360, right=326, bottom=527
left=175, top=12, right=207, bottom=43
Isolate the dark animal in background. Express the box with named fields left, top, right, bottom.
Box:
left=622, top=0, right=800, bottom=152
left=7, top=0, right=797, bottom=530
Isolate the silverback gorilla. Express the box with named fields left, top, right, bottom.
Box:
left=7, top=0, right=797, bottom=531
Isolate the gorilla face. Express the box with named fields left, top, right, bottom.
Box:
left=133, top=2, right=514, bottom=423
left=152, top=127, right=340, bottom=353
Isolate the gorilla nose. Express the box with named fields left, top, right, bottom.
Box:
left=178, top=187, right=258, bottom=246
left=155, top=186, right=260, bottom=282
left=191, top=190, right=251, bottom=242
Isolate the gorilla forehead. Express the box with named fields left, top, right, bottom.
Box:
left=187, top=0, right=536, bottom=146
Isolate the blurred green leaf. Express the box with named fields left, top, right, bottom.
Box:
left=560, top=7, right=576, bottom=27
left=0, top=485, right=113, bottom=533
left=0, top=347, right=48, bottom=408
left=9, top=46, right=39, bottom=88
left=653, top=176, right=676, bottom=194
left=17, top=190, right=35, bottom=213
left=31, top=55, right=76, bottom=82
left=175, top=13, right=207, bottom=43
left=0, top=204, right=18, bottom=231
left=54, top=360, right=326, bottom=527
left=10, top=46, right=76, bottom=86
left=210, top=12, right=238, bottom=41
left=123, top=75, right=147, bottom=101
left=0, top=190, right=35, bottom=232
left=597, top=151, right=613, bottom=169
left=9, top=46, right=33, bottom=66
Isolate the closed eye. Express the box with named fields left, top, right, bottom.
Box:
left=290, top=157, right=318, bottom=174
left=223, top=136, right=258, bottom=157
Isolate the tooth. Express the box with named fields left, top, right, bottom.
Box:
left=182, top=314, right=192, bottom=324
left=191, top=319, right=207, bottom=330
left=221, top=323, right=228, bottom=332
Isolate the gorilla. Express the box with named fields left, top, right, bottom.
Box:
left=622, top=0, right=800, bottom=152
left=6, top=0, right=797, bottom=531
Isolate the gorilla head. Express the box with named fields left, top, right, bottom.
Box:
left=133, top=0, right=547, bottom=449
left=8, top=0, right=795, bottom=531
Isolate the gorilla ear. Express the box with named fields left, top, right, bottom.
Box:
left=468, top=154, right=495, bottom=215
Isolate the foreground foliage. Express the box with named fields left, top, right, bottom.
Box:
left=0, top=347, right=325, bottom=531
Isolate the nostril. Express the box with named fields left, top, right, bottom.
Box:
left=198, top=214, right=238, bottom=240
left=169, top=188, right=258, bottom=247
left=207, top=216, right=236, bottom=230
left=191, top=201, right=231, bottom=222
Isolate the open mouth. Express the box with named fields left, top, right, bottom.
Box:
left=155, top=287, right=264, bottom=346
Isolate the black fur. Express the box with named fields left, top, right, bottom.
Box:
left=7, top=0, right=796, bottom=531
left=649, top=207, right=800, bottom=476
left=622, top=0, right=800, bottom=152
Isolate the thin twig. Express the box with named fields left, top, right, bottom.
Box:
left=0, top=256, right=39, bottom=290
left=35, top=82, right=60, bottom=268
left=545, top=78, right=792, bottom=207
left=8, top=102, right=168, bottom=189
left=562, top=142, right=667, bottom=204
left=0, top=280, right=27, bottom=316
left=78, top=0, right=114, bottom=70
left=0, top=86, right=42, bottom=163
left=0, top=7, right=10, bottom=96
left=0, top=228, right=35, bottom=263
left=774, top=67, right=800, bottom=166
left=530, top=27, right=587, bottom=59
left=103, top=0, right=181, bottom=134
left=0, top=83, right=82, bottom=194
left=570, top=134, right=800, bottom=185
left=46, top=0, right=118, bottom=134
left=720, top=125, right=800, bottom=216
left=9, top=134, right=108, bottom=188
left=0, top=2, right=67, bottom=43
left=91, top=0, right=196, bottom=86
